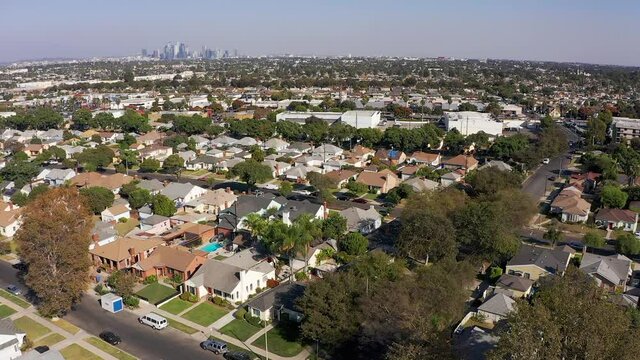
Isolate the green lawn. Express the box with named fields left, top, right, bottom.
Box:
left=363, top=193, right=379, bottom=200
left=14, top=316, right=51, bottom=340
left=86, top=337, right=137, bottom=360
left=48, top=318, right=81, bottom=335
left=160, top=297, right=194, bottom=315
left=60, top=343, right=103, bottom=360
left=135, top=283, right=178, bottom=305
left=34, top=333, right=66, bottom=347
left=220, top=319, right=261, bottom=341
left=251, top=322, right=304, bottom=357
left=114, top=218, right=139, bottom=236
left=182, top=302, right=228, bottom=327
left=0, top=304, right=16, bottom=318
left=167, top=318, right=198, bottom=334
left=209, top=336, right=264, bottom=359
left=0, top=289, right=30, bottom=308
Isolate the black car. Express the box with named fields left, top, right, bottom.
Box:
left=99, top=331, right=121, bottom=345
left=12, top=262, right=28, bottom=272
left=223, top=351, right=255, bottom=360
left=34, top=346, right=49, bottom=353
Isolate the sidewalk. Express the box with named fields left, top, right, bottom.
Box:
left=125, top=295, right=309, bottom=360
left=0, top=293, right=121, bottom=360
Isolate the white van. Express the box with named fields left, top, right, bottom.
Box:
left=138, top=313, right=168, bottom=330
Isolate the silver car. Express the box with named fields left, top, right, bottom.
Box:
left=201, top=339, right=228, bottom=354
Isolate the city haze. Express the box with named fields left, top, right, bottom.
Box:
left=2, top=0, right=640, bottom=66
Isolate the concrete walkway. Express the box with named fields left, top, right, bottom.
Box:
left=0, top=294, right=122, bottom=360
left=211, top=310, right=236, bottom=330
left=130, top=299, right=309, bottom=360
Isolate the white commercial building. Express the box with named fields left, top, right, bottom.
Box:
left=341, top=110, right=382, bottom=129
left=444, top=111, right=503, bottom=137
left=275, top=111, right=342, bottom=125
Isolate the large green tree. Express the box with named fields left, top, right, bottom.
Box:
left=231, top=160, right=272, bottom=189
left=80, top=186, right=115, bottom=214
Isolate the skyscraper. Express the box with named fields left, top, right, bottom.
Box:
left=141, top=49, right=148, bottom=57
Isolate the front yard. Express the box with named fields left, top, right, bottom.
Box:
left=0, top=304, right=16, bottom=318
left=251, top=322, right=305, bottom=357
left=0, top=289, right=30, bottom=308
left=160, top=297, right=194, bottom=315
left=60, top=343, right=103, bottom=360
left=14, top=316, right=51, bottom=340
left=135, top=283, right=178, bottom=305
left=85, top=337, right=137, bottom=360
left=220, top=318, right=261, bottom=341
left=181, top=301, right=228, bottom=327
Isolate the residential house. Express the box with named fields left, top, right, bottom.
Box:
left=477, top=293, right=515, bottom=323
left=340, top=206, right=382, bottom=234
left=286, top=142, right=313, bottom=154
left=356, top=169, right=400, bottom=194
left=404, top=177, right=439, bottom=192
left=137, top=131, right=165, bottom=146
left=137, top=179, right=164, bottom=195
left=442, top=155, right=479, bottom=171
left=246, top=283, right=306, bottom=322
left=183, top=248, right=276, bottom=302
left=216, top=194, right=285, bottom=235
left=90, top=237, right=164, bottom=271
left=325, top=169, right=358, bottom=188
left=549, top=186, right=591, bottom=223
left=189, top=135, right=209, bottom=150
left=595, top=208, right=638, bottom=232
left=139, top=215, right=171, bottom=233
left=441, top=170, right=464, bottom=186
left=374, top=149, right=406, bottom=167
left=479, top=160, right=513, bottom=172
left=138, top=145, right=173, bottom=161
left=408, top=151, right=441, bottom=167
left=186, top=156, right=219, bottom=171
left=0, top=319, right=26, bottom=360
left=160, top=182, right=207, bottom=206
left=177, top=150, right=197, bottom=163
left=311, top=144, right=343, bottom=160
left=36, top=168, right=76, bottom=186
left=133, top=245, right=207, bottom=281
left=569, top=172, right=600, bottom=193
left=236, top=137, right=259, bottom=147
left=97, top=131, right=120, bottom=144
left=263, top=159, right=292, bottom=178
left=264, top=138, right=290, bottom=152
left=347, top=145, right=375, bottom=163
left=0, top=209, right=21, bottom=237
left=505, top=244, right=572, bottom=281
left=90, top=221, right=118, bottom=249
left=284, top=165, right=318, bottom=182
left=398, top=165, right=420, bottom=180
left=184, top=188, right=238, bottom=215
left=277, top=200, right=325, bottom=225
left=495, top=274, right=534, bottom=298
left=70, top=172, right=133, bottom=194
left=211, top=135, right=238, bottom=147
left=22, top=144, right=48, bottom=159
left=579, top=253, right=632, bottom=292
left=101, top=204, right=131, bottom=223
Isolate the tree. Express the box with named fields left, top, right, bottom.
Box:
left=585, top=117, right=607, bottom=146
left=489, top=268, right=640, bottom=360
left=231, top=160, right=272, bottom=190
left=543, top=226, right=564, bottom=246
left=162, top=154, right=185, bottom=178
left=357, top=128, right=383, bottom=148
left=128, top=188, right=152, bottom=209
left=339, top=233, right=369, bottom=256
left=139, top=158, right=161, bottom=173
left=107, top=270, right=137, bottom=299
left=617, top=233, right=640, bottom=255
left=583, top=231, right=605, bottom=249
left=71, top=108, right=95, bottom=131
left=601, top=184, right=628, bottom=208
left=467, top=168, right=523, bottom=195
left=458, top=102, right=478, bottom=112
left=16, top=188, right=93, bottom=317
left=151, top=194, right=176, bottom=217
left=443, top=129, right=466, bottom=155
left=303, top=117, right=329, bottom=144
left=249, top=145, right=265, bottom=162
left=276, top=121, right=303, bottom=141
left=0, top=159, right=40, bottom=188
left=75, top=146, right=114, bottom=169
left=485, top=102, right=502, bottom=117
left=322, top=212, right=347, bottom=240
left=80, top=186, right=115, bottom=214
left=540, top=114, right=554, bottom=129
left=279, top=181, right=293, bottom=196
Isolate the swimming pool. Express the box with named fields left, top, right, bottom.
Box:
left=200, top=242, right=223, bottom=253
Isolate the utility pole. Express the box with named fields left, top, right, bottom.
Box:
left=264, top=320, right=269, bottom=360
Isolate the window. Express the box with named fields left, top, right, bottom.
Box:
left=257, top=280, right=260, bottom=287
left=250, top=284, right=253, bottom=291
left=236, top=291, right=239, bottom=299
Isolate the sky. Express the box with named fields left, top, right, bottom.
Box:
left=2, top=0, right=640, bottom=66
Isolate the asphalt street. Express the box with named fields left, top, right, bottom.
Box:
left=0, top=261, right=218, bottom=360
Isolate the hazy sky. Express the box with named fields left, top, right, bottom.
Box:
left=2, top=0, right=640, bottom=66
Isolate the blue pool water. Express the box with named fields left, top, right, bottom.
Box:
left=200, top=242, right=223, bottom=253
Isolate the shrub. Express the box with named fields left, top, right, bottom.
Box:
left=0, top=241, right=11, bottom=255
left=118, top=217, right=128, bottom=223
left=295, top=272, right=309, bottom=281
left=180, top=292, right=198, bottom=303
left=94, top=284, right=109, bottom=295
left=21, top=336, right=33, bottom=351
left=266, top=279, right=280, bottom=288
left=142, top=275, right=158, bottom=285
left=211, top=296, right=224, bottom=306
left=488, top=267, right=503, bottom=282
left=235, top=307, right=247, bottom=319
left=123, top=295, right=140, bottom=308
left=244, top=312, right=263, bottom=327
left=255, top=287, right=263, bottom=294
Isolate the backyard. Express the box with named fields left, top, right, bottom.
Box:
left=220, top=318, right=261, bottom=341
left=251, top=321, right=305, bottom=357
left=160, top=297, right=194, bottom=315
left=135, top=282, right=178, bottom=305
left=181, top=301, right=228, bottom=327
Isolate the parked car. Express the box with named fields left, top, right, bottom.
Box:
left=138, top=313, right=168, bottom=330
left=223, top=351, right=256, bottom=360
left=12, top=262, right=28, bottom=273
left=34, top=346, right=50, bottom=354
left=352, top=198, right=368, bottom=204
left=201, top=339, right=228, bottom=354
left=99, top=331, right=121, bottom=345
left=542, top=158, right=550, bottom=164
left=6, top=285, right=20, bottom=295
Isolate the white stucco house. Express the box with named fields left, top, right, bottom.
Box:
left=101, top=204, right=131, bottom=223
left=0, top=319, right=26, bottom=360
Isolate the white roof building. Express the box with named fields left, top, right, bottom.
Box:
left=444, top=111, right=503, bottom=137
left=341, top=110, right=382, bottom=129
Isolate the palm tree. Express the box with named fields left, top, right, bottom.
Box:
left=244, top=213, right=268, bottom=242
left=293, top=214, right=323, bottom=273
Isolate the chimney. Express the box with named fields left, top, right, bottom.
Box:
left=369, top=205, right=375, bottom=211
left=92, top=233, right=99, bottom=242
left=128, top=247, right=135, bottom=256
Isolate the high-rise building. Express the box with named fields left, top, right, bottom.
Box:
left=141, top=49, right=148, bottom=57
left=233, top=49, right=238, bottom=57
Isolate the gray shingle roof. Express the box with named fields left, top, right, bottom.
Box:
left=246, top=282, right=306, bottom=312
left=507, top=245, right=570, bottom=275
left=478, top=293, right=515, bottom=317
left=580, top=253, right=631, bottom=286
